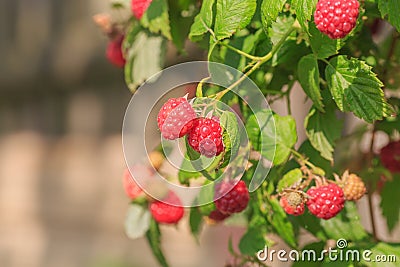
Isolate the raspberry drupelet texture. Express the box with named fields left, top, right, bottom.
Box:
left=106, top=35, right=126, bottom=68
left=280, top=192, right=305, bottom=216
left=215, top=181, right=249, bottom=214
left=188, top=117, right=224, bottom=158
left=314, top=0, right=360, bottom=39
left=306, top=183, right=345, bottom=219
left=157, top=97, right=197, bottom=140
left=131, top=0, right=153, bottom=20
left=149, top=192, right=184, bottom=224
left=342, top=173, right=366, bottom=201
left=380, top=141, right=400, bottom=173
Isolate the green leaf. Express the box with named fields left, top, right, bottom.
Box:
left=378, top=0, right=400, bottom=31
left=298, top=54, right=324, bottom=111
left=308, top=21, right=342, bottom=59
left=325, top=55, right=393, bottom=123
left=380, top=177, right=400, bottom=232
left=268, top=198, right=297, bottom=247
left=184, top=136, right=222, bottom=181
left=146, top=218, right=169, bottom=267
left=214, top=0, right=257, bottom=40
left=168, top=0, right=196, bottom=51
left=238, top=228, right=267, bottom=255
left=124, top=204, right=151, bottom=239
left=320, top=202, right=368, bottom=241
left=246, top=111, right=297, bottom=165
left=291, top=0, right=318, bottom=32
left=277, top=168, right=303, bottom=192
left=220, top=111, right=240, bottom=167
left=304, top=105, right=343, bottom=161
left=359, top=242, right=400, bottom=267
left=141, top=0, right=172, bottom=39
left=260, top=0, right=286, bottom=32
left=178, top=159, right=201, bottom=185
left=189, top=0, right=215, bottom=41
left=273, top=114, right=298, bottom=165
left=269, top=15, right=295, bottom=46
left=189, top=208, right=204, bottom=239
left=298, top=140, right=333, bottom=177
left=124, top=32, right=166, bottom=93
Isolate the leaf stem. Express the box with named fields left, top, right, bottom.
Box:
left=220, top=42, right=262, bottom=61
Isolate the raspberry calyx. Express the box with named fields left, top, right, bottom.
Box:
left=280, top=191, right=306, bottom=216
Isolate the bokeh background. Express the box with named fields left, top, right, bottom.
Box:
left=1, top=1, right=399, bottom=267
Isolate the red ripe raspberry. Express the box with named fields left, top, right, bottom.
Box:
left=215, top=181, right=249, bottom=214
left=280, top=192, right=305, bottom=216
left=380, top=141, right=400, bottom=173
left=306, top=183, right=345, bottom=219
left=122, top=168, right=147, bottom=199
left=150, top=192, right=184, bottom=224
left=188, top=118, right=224, bottom=158
left=106, top=35, right=126, bottom=68
left=157, top=97, right=196, bottom=140
left=208, top=209, right=230, bottom=222
left=131, top=0, right=152, bottom=20
left=314, top=0, right=360, bottom=39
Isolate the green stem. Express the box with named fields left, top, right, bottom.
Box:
left=220, top=42, right=262, bottom=61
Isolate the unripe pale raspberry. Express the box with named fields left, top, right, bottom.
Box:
left=215, top=181, right=249, bottom=214
left=131, top=0, right=152, bottom=20
left=188, top=117, right=224, bottom=158
left=314, top=0, right=359, bottom=39
left=150, top=192, right=184, bottom=224
left=106, top=35, right=126, bottom=68
left=157, top=97, right=197, bottom=140
left=380, top=141, right=400, bottom=173
left=280, top=192, right=306, bottom=216
left=341, top=173, right=366, bottom=201
left=306, top=183, right=345, bottom=219
left=123, top=168, right=148, bottom=199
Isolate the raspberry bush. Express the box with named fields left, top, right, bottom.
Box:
left=97, top=0, right=400, bottom=266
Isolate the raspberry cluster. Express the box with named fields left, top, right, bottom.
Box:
left=214, top=180, right=250, bottom=215
left=380, top=141, right=400, bottom=173
left=157, top=97, right=225, bottom=158
left=314, top=0, right=360, bottom=39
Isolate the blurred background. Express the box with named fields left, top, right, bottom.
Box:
left=0, top=1, right=399, bottom=267
left=0, top=1, right=246, bottom=267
